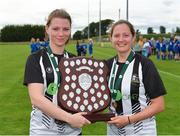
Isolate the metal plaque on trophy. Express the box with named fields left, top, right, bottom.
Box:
left=57, top=57, right=115, bottom=123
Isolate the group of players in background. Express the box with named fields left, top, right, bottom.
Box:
left=133, top=35, right=180, bottom=61
left=30, top=37, right=94, bottom=57
left=30, top=35, right=180, bottom=61
left=76, top=39, right=94, bottom=57
left=30, top=37, right=49, bottom=53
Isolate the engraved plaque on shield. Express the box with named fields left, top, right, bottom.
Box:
left=57, top=57, right=115, bottom=122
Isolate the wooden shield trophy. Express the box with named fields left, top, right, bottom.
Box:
left=57, top=57, right=115, bottom=123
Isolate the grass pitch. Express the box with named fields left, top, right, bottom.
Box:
left=0, top=42, right=180, bottom=135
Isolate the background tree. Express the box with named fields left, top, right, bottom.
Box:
left=176, top=27, right=180, bottom=34
left=160, top=26, right=166, bottom=34
left=89, top=22, right=97, bottom=37
left=101, top=19, right=114, bottom=35
left=147, top=27, right=154, bottom=34
left=0, top=25, right=45, bottom=42
left=136, top=29, right=141, bottom=39
left=73, top=19, right=114, bottom=40
left=72, top=30, right=82, bottom=40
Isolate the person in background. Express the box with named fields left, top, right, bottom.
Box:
left=88, top=38, right=94, bottom=57
left=160, top=38, right=167, bottom=60
left=174, top=36, right=180, bottom=61
left=142, top=38, right=150, bottom=58
left=35, top=38, right=41, bottom=50
left=147, top=38, right=153, bottom=57
left=41, top=37, right=49, bottom=48
left=150, top=37, right=156, bottom=55
left=23, top=9, right=90, bottom=135
left=167, top=37, right=174, bottom=60
left=155, top=37, right=162, bottom=60
left=106, top=20, right=166, bottom=135
left=76, top=40, right=81, bottom=56
left=132, top=38, right=141, bottom=54
left=81, top=39, right=87, bottom=56
left=30, top=37, right=38, bottom=53
left=137, top=35, right=144, bottom=54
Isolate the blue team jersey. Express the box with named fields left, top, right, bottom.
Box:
left=88, top=43, right=93, bottom=54
left=168, top=40, right=174, bottom=51
left=161, top=42, right=166, bottom=52
left=155, top=41, right=161, bottom=51
left=81, top=44, right=87, bottom=54
left=41, top=41, right=49, bottom=47
left=178, top=41, right=180, bottom=51
left=174, top=40, right=180, bottom=53
left=31, top=43, right=39, bottom=53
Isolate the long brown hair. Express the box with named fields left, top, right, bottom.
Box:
left=46, top=9, right=72, bottom=27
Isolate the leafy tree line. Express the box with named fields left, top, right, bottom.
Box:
left=0, top=25, right=45, bottom=42
left=147, top=26, right=180, bottom=34
left=0, top=19, right=114, bottom=42
left=0, top=22, right=180, bottom=42
left=73, top=19, right=114, bottom=40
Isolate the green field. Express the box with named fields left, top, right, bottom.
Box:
left=0, top=42, right=180, bottom=135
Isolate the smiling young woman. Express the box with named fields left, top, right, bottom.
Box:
left=23, top=9, right=90, bottom=135
left=106, top=20, right=166, bottom=135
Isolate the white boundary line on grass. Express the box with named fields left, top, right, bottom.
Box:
left=158, top=70, right=180, bottom=79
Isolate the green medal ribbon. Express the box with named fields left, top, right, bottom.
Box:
left=110, top=51, right=134, bottom=101
left=47, top=83, right=58, bottom=95
left=112, top=89, right=122, bottom=100
left=46, top=46, right=68, bottom=95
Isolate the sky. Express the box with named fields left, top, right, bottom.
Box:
left=0, top=0, right=180, bottom=34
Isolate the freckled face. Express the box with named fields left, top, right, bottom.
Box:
left=46, top=18, right=71, bottom=47
left=110, top=23, right=134, bottom=53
